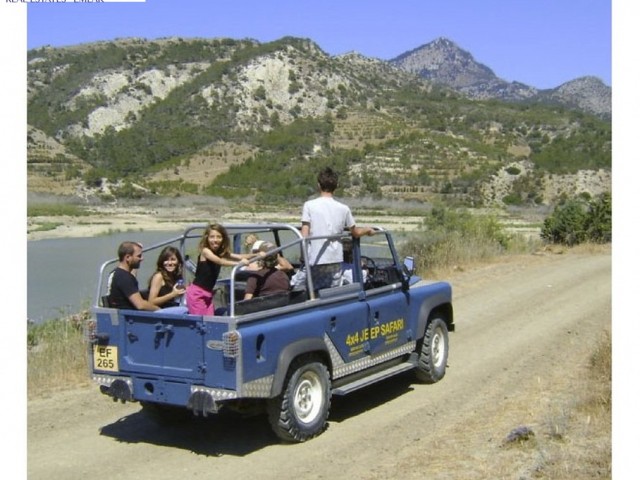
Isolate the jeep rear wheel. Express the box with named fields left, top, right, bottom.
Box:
left=415, top=317, right=449, bottom=384
left=267, top=360, right=331, bottom=442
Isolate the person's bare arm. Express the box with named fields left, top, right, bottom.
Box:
left=128, top=292, right=160, bottom=311
left=277, top=255, right=294, bottom=271
left=202, top=248, right=248, bottom=267
left=148, top=273, right=183, bottom=307
left=350, top=225, right=375, bottom=238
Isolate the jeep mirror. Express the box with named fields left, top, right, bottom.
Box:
left=403, top=256, right=415, bottom=276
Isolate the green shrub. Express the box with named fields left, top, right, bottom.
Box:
left=400, top=207, right=516, bottom=272
left=585, top=192, right=612, bottom=243
left=502, top=193, right=523, bottom=205
left=541, top=193, right=611, bottom=245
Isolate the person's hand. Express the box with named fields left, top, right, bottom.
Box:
left=173, top=283, right=186, bottom=295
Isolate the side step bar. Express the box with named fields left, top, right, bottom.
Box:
left=331, top=362, right=415, bottom=396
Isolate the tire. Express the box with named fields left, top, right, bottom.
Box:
left=415, top=316, right=449, bottom=384
left=267, top=359, right=331, bottom=442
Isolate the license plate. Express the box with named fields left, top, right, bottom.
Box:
left=93, top=345, right=119, bottom=372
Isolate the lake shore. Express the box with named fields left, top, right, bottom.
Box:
left=27, top=203, right=425, bottom=241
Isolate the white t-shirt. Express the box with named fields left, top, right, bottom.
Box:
left=302, top=196, right=355, bottom=265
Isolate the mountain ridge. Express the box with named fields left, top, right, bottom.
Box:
left=389, top=37, right=610, bottom=118
left=26, top=35, right=611, bottom=208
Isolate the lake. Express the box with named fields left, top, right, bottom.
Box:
left=27, top=230, right=183, bottom=323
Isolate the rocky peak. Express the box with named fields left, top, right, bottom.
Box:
left=389, top=37, right=610, bottom=118
left=390, top=38, right=496, bottom=88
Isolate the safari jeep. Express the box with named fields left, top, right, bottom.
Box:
left=88, top=223, right=454, bottom=442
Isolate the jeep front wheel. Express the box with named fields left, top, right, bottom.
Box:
left=415, top=316, right=449, bottom=384
left=267, top=360, right=331, bottom=442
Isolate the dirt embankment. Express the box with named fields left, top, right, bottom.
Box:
left=26, top=247, right=612, bottom=479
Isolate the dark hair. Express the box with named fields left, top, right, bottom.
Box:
left=317, top=167, right=339, bottom=193
left=199, top=223, right=231, bottom=257
left=117, top=241, right=140, bottom=261
left=150, top=246, right=184, bottom=287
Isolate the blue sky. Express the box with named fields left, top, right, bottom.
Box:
left=24, top=0, right=611, bottom=90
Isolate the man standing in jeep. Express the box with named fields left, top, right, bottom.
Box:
left=301, top=167, right=374, bottom=290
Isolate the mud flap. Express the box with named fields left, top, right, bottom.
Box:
left=187, top=390, right=219, bottom=416
left=102, top=379, right=133, bottom=402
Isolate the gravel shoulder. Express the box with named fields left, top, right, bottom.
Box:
left=25, top=247, right=612, bottom=479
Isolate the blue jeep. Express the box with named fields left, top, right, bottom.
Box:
left=88, top=223, right=454, bottom=442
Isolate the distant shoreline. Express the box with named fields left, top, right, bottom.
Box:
left=27, top=205, right=424, bottom=242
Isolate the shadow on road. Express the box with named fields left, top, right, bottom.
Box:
left=329, top=371, right=415, bottom=422
left=99, top=371, right=416, bottom=456
left=100, top=408, right=277, bottom=456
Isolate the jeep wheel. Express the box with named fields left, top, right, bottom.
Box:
left=267, top=360, right=331, bottom=442
left=415, top=317, right=449, bottom=384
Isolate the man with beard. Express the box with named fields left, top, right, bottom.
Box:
left=106, top=241, right=159, bottom=311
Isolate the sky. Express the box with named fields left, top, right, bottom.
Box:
left=21, top=0, right=612, bottom=90
left=1, top=1, right=639, bottom=475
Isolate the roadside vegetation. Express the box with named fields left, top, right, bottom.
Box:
left=513, top=330, right=611, bottom=478
left=400, top=206, right=540, bottom=274
left=541, top=192, right=611, bottom=246
left=27, top=311, right=91, bottom=398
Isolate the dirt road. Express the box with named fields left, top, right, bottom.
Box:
left=27, top=248, right=611, bottom=479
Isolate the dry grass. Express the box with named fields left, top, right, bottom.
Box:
left=27, top=312, right=92, bottom=399
left=511, top=331, right=612, bottom=479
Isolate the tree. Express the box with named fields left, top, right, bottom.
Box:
left=541, top=193, right=611, bottom=245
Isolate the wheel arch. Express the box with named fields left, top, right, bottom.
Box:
left=417, top=299, right=454, bottom=341
left=270, top=338, right=331, bottom=397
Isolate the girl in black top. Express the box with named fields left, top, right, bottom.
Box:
left=148, top=246, right=186, bottom=308
left=186, top=223, right=249, bottom=315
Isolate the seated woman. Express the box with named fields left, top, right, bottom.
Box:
left=148, top=246, right=187, bottom=308
left=244, top=242, right=291, bottom=300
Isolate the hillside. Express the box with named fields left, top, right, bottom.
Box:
left=27, top=36, right=611, bottom=208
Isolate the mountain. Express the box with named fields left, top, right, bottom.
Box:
left=389, top=38, right=611, bottom=119
left=26, top=36, right=611, bottom=207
